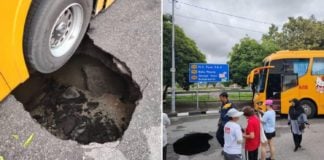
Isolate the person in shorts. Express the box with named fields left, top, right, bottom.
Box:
left=260, top=100, right=276, bottom=160
left=223, top=108, right=244, bottom=160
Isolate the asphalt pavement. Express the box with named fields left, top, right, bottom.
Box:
left=166, top=114, right=324, bottom=160
left=87, top=0, right=161, bottom=159
left=0, top=0, right=161, bottom=159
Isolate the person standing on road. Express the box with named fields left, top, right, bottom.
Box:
left=288, top=98, right=310, bottom=152
left=216, top=92, right=236, bottom=148
left=260, top=100, right=276, bottom=160
left=163, top=113, right=171, bottom=160
left=223, top=108, right=244, bottom=160
left=243, top=106, right=260, bottom=160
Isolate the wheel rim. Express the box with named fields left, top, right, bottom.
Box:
left=301, top=104, right=312, bottom=116
left=49, top=3, right=84, bottom=57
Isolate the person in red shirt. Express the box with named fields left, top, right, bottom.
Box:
left=243, top=106, right=260, bottom=160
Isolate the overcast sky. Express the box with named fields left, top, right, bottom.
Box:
left=163, top=0, right=324, bottom=64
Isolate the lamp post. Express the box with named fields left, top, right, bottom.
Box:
left=171, top=0, right=176, bottom=113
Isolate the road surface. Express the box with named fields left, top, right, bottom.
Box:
left=166, top=114, right=324, bottom=160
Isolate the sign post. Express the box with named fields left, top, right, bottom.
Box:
left=196, top=83, right=199, bottom=110
left=189, top=63, right=229, bottom=110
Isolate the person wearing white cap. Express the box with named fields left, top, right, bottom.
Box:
left=223, top=108, right=244, bottom=160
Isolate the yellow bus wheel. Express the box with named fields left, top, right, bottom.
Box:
left=300, top=100, right=316, bottom=118
left=23, top=0, right=93, bottom=73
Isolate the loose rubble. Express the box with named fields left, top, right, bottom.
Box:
left=13, top=54, right=140, bottom=144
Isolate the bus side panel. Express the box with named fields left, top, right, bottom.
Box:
left=301, top=75, right=321, bottom=113
left=313, top=75, right=324, bottom=114
left=0, top=74, right=11, bottom=101
left=0, top=0, right=30, bottom=97
left=280, top=89, right=299, bottom=114
left=281, top=75, right=320, bottom=115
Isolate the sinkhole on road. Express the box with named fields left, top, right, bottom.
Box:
left=12, top=37, right=142, bottom=145
left=173, top=133, right=213, bottom=155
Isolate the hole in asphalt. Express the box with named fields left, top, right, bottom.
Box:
left=173, top=133, right=213, bottom=156
left=12, top=36, right=142, bottom=145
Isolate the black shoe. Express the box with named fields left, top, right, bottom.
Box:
left=294, top=146, right=298, bottom=152
left=299, top=145, right=305, bottom=150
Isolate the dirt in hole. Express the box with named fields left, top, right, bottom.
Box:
left=13, top=42, right=141, bottom=144
left=173, top=133, right=213, bottom=155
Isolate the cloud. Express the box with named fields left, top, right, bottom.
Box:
left=163, top=0, right=324, bottom=63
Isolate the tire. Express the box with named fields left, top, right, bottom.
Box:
left=23, top=0, right=92, bottom=73
left=300, top=100, right=316, bottom=118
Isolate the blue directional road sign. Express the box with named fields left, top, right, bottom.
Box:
left=189, top=63, right=229, bottom=83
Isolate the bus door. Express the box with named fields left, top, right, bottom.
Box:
left=281, top=73, right=299, bottom=113
left=266, top=73, right=282, bottom=111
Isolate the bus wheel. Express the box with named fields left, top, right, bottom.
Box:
left=300, top=100, right=316, bottom=118
left=23, top=0, right=92, bottom=73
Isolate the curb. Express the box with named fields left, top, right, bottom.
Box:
left=167, top=110, right=219, bottom=117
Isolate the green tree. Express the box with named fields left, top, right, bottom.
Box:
left=268, top=16, right=324, bottom=50
left=163, top=14, right=206, bottom=99
left=227, top=37, right=279, bottom=87
left=228, top=15, right=324, bottom=87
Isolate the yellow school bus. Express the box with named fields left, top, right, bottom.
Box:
left=247, top=50, right=324, bottom=118
left=0, top=0, right=115, bottom=101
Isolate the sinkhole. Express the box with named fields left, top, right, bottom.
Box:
left=173, top=133, right=213, bottom=156
left=12, top=37, right=142, bottom=144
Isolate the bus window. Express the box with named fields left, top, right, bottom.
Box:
left=282, top=74, right=298, bottom=91
left=312, top=58, right=324, bottom=75
left=270, top=59, right=309, bottom=77
left=265, top=59, right=308, bottom=98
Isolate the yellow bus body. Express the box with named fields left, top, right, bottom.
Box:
left=0, top=0, right=115, bottom=102
left=249, top=50, right=324, bottom=116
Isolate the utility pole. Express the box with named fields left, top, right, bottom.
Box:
left=171, top=0, right=176, bottom=113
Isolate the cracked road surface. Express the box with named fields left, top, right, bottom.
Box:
left=0, top=0, right=161, bottom=159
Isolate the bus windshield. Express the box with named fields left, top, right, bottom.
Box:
left=256, top=62, right=269, bottom=93
left=256, top=69, right=267, bottom=93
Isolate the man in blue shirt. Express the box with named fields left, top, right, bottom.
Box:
left=260, top=100, right=276, bottom=160
left=216, top=92, right=236, bottom=149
